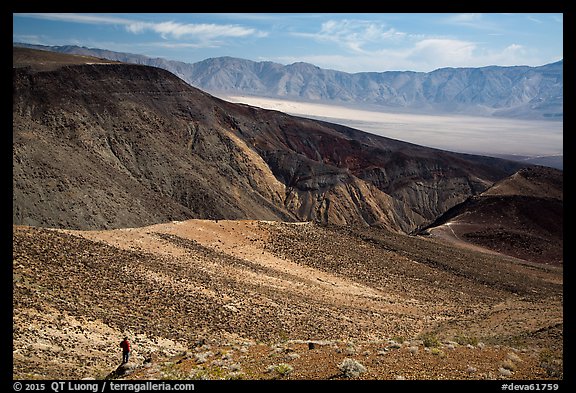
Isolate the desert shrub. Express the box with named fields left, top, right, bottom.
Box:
left=275, top=363, right=293, bottom=376
left=278, top=330, right=290, bottom=342
left=539, top=350, right=563, bottom=378
left=430, top=348, right=445, bottom=357
left=499, top=367, right=513, bottom=377
left=160, top=363, right=186, bottom=380
left=501, top=359, right=517, bottom=371
left=392, top=336, right=405, bottom=344
left=266, top=363, right=293, bottom=378
left=226, top=371, right=245, bottom=380
left=454, top=333, right=479, bottom=346
left=338, top=358, right=367, bottom=378
left=194, top=351, right=213, bottom=364
left=344, top=342, right=357, bottom=355
left=421, top=333, right=441, bottom=348
left=507, top=352, right=522, bottom=363
left=188, top=365, right=238, bottom=380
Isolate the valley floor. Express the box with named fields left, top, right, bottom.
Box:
left=220, top=94, right=563, bottom=160
left=12, top=220, right=563, bottom=380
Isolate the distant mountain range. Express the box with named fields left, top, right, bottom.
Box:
left=14, top=43, right=563, bottom=120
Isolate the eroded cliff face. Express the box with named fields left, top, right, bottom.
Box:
left=357, top=161, right=492, bottom=222
left=282, top=176, right=426, bottom=231
left=13, top=48, right=528, bottom=232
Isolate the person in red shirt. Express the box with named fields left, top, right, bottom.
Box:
left=120, top=336, right=131, bottom=364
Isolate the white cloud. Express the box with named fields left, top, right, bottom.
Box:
left=526, top=16, right=543, bottom=24
left=14, top=13, right=267, bottom=42
left=126, top=20, right=265, bottom=40
left=442, top=13, right=503, bottom=32
left=142, top=41, right=219, bottom=49
left=293, top=19, right=406, bottom=54
left=271, top=38, right=545, bottom=73
left=13, top=34, right=44, bottom=45
left=406, top=38, right=478, bottom=66
left=447, top=13, right=483, bottom=24
left=14, top=13, right=134, bottom=26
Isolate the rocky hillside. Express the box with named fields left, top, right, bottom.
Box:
left=13, top=220, right=563, bottom=379
left=14, top=43, right=563, bottom=120
left=13, top=47, right=528, bottom=232
left=422, top=166, right=563, bottom=264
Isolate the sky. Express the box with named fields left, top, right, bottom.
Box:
left=12, top=13, right=563, bottom=73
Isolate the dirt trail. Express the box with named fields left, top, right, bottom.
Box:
left=428, top=222, right=510, bottom=257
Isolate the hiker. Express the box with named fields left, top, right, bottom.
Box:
left=120, top=336, right=131, bottom=364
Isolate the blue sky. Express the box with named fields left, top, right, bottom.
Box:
left=13, top=13, right=563, bottom=73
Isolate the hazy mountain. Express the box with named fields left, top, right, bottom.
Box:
left=14, top=43, right=563, bottom=120
left=13, top=47, right=528, bottom=233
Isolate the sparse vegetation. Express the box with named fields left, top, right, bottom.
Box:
left=344, top=342, right=358, bottom=355
left=188, top=365, right=242, bottom=380
left=12, top=46, right=563, bottom=383
left=420, top=333, right=441, bottom=348
left=538, top=350, right=563, bottom=378
left=454, top=333, right=479, bottom=347
left=160, top=362, right=189, bottom=380
left=13, top=221, right=563, bottom=380
left=266, top=363, right=294, bottom=378
left=506, top=352, right=522, bottom=363
left=194, top=351, right=213, bottom=364
left=338, top=358, right=367, bottom=378
left=501, top=358, right=517, bottom=371
left=392, top=336, right=405, bottom=344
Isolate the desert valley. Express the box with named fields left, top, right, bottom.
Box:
left=12, top=47, right=563, bottom=382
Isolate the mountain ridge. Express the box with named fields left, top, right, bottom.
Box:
left=13, top=47, right=529, bottom=233
left=14, top=43, right=563, bottom=120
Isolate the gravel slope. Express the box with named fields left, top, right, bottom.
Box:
left=13, top=220, right=562, bottom=380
